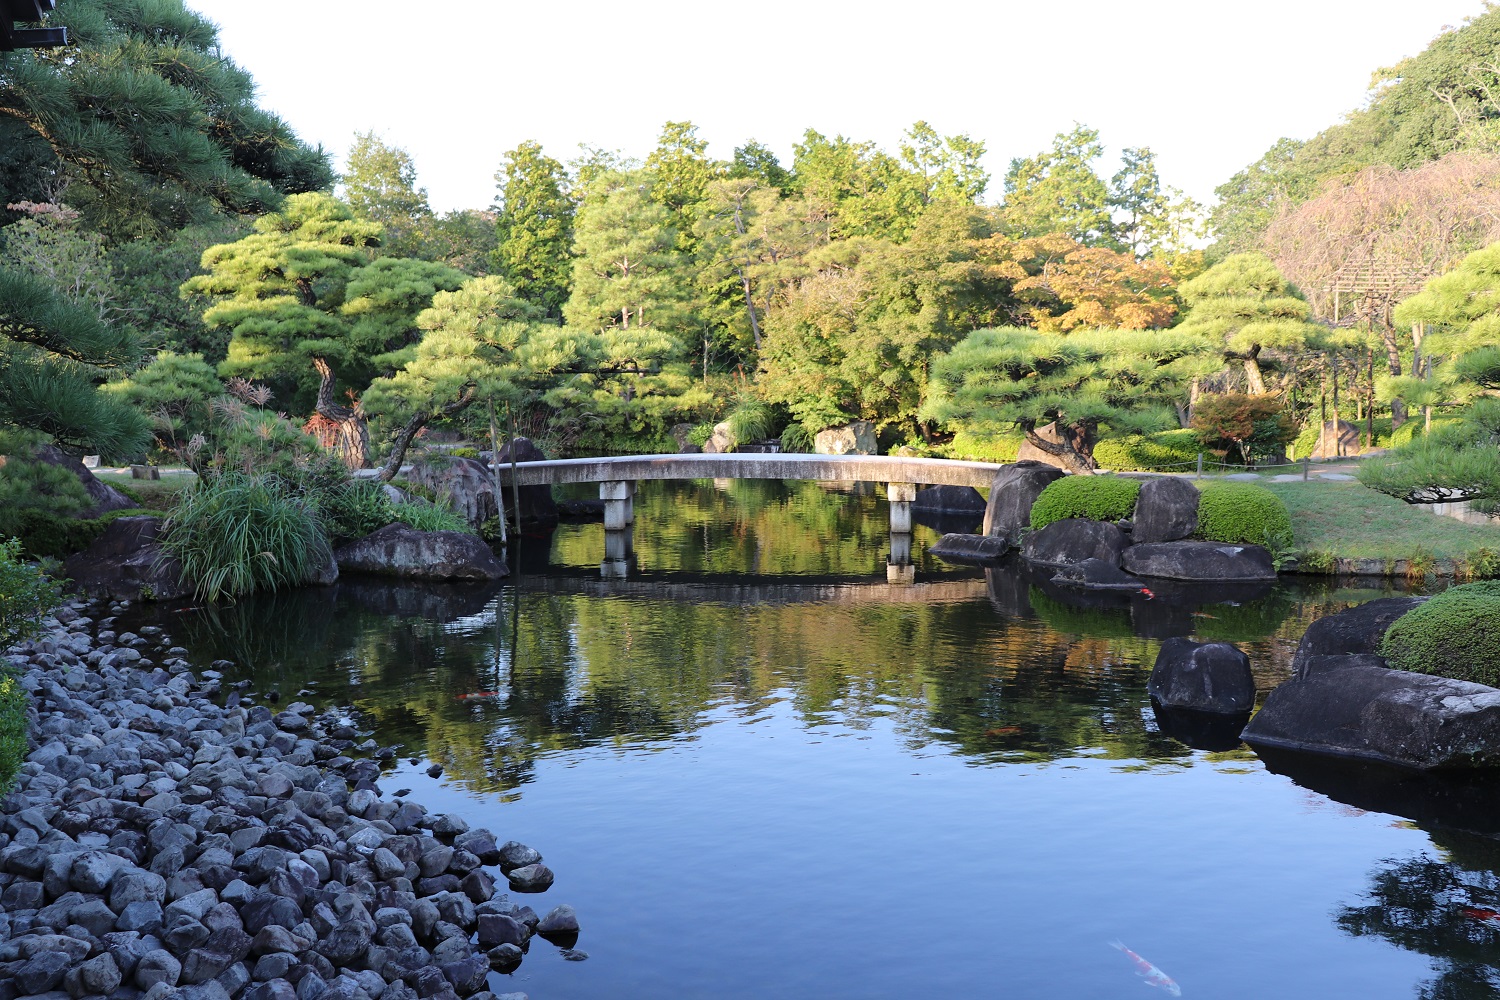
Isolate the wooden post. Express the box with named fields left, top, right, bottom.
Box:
left=487, top=397, right=507, bottom=546
left=1303, top=457, right=1309, bottom=481
left=1196, top=453, right=1203, bottom=480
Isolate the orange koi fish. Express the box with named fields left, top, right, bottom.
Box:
left=1139, top=588, right=1156, bottom=600
left=457, top=691, right=502, bottom=702
left=1462, top=905, right=1500, bottom=928
left=1111, top=940, right=1181, bottom=996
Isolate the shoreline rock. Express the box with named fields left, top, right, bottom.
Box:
left=1, top=601, right=573, bottom=1000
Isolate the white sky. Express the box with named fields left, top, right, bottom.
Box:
left=183, top=0, right=1490, bottom=214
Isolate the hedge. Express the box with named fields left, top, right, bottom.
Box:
left=1094, top=429, right=1202, bottom=472
left=1380, top=581, right=1500, bottom=687
left=0, top=507, right=154, bottom=560
left=1195, top=482, right=1292, bottom=546
left=1030, top=476, right=1141, bottom=530
left=943, top=429, right=1024, bottom=463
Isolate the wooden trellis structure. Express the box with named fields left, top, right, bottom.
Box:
left=1327, top=261, right=1429, bottom=327
left=1, top=0, right=66, bottom=51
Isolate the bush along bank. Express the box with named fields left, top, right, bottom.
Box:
left=0, top=599, right=580, bottom=1000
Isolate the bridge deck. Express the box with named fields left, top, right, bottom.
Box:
left=495, top=453, right=1005, bottom=489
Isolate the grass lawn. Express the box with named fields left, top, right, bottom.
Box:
left=97, top=469, right=197, bottom=511
left=1260, top=479, right=1500, bottom=566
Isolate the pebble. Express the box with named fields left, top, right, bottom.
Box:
left=0, top=600, right=582, bottom=997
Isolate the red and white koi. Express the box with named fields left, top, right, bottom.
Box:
left=1462, top=905, right=1500, bottom=929
left=1111, top=940, right=1182, bottom=996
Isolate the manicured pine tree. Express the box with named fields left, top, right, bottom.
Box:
left=492, top=141, right=575, bottom=318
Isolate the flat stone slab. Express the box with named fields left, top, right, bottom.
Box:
left=335, top=524, right=508, bottom=581
left=1122, top=540, right=1276, bottom=582
left=1022, top=519, right=1126, bottom=568
left=929, top=533, right=1010, bottom=563
left=1242, top=658, right=1500, bottom=770
left=1049, top=558, right=1147, bottom=591
left=1318, top=473, right=1357, bottom=481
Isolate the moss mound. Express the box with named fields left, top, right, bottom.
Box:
left=1380, top=582, right=1500, bottom=687
left=1030, top=476, right=1141, bottom=530
left=1195, top=481, right=1292, bottom=545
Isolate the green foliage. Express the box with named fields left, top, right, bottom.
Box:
left=310, top=479, right=395, bottom=545
left=723, top=401, right=776, bottom=448
left=1174, top=254, right=1324, bottom=391
left=341, top=132, right=434, bottom=259
left=391, top=501, right=472, bottom=535
left=1380, top=582, right=1500, bottom=686
left=779, top=422, right=815, bottom=453
left=0, top=0, right=331, bottom=239
left=0, top=665, right=27, bottom=795
left=161, top=474, right=332, bottom=602
left=493, top=140, right=574, bottom=316
left=0, top=506, right=150, bottom=560
left=449, top=447, right=479, bottom=459
left=1358, top=428, right=1500, bottom=503
left=1029, top=476, right=1141, bottom=530
left=941, top=429, right=1024, bottom=463
left=1003, top=125, right=1112, bottom=245
left=1195, top=481, right=1292, bottom=545
left=688, top=423, right=714, bottom=447
left=0, top=535, right=61, bottom=650
left=105, top=351, right=222, bottom=455
left=1093, top=429, right=1200, bottom=471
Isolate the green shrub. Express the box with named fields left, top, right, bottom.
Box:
left=943, top=429, right=1024, bottom=463
left=780, top=423, right=815, bottom=453
left=1030, top=476, right=1142, bottom=530
left=162, top=473, right=332, bottom=602
left=450, top=446, right=480, bottom=459
left=724, top=401, right=776, bottom=448
left=0, top=668, right=27, bottom=794
left=1, top=507, right=154, bottom=560
left=312, top=479, right=396, bottom=544
left=1195, top=481, right=1293, bottom=546
left=1, top=536, right=61, bottom=650
left=391, top=501, right=473, bottom=534
left=1094, top=429, right=1201, bottom=471
left=1380, top=582, right=1500, bottom=686
left=688, top=423, right=714, bottom=447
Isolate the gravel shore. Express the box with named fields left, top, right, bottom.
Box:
left=0, top=597, right=580, bottom=1000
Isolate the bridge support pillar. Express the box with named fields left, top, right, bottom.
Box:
left=887, top=482, right=916, bottom=533
left=600, top=480, right=635, bottom=530
left=887, top=531, right=914, bottom=585
left=601, top=525, right=635, bottom=579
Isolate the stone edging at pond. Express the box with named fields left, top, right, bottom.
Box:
left=0, top=601, right=579, bottom=1000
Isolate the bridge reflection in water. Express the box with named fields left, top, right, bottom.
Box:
left=499, top=454, right=1004, bottom=582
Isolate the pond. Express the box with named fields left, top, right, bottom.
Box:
left=124, top=480, right=1500, bottom=999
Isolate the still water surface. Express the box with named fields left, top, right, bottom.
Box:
left=143, top=481, right=1500, bottom=998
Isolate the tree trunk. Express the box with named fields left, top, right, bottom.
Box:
left=376, top=387, right=479, bottom=483
left=1382, top=324, right=1406, bottom=428
left=1023, top=421, right=1098, bottom=474
left=739, top=267, right=763, bottom=351
left=1242, top=345, right=1266, bottom=395
left=308, top=357, right=370, bottom=470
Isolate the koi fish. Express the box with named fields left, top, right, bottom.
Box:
left=1110, top=940, right=1181, bottom=996
left=1462, top=905, right=1500, bottom=928
left=985, top=726, right=1021, bottom=737
left=1140, top=588, right=1156, bottom=600
left=1190, top=612, right=1218, bottom=620
left=457, top=691, right=502, bottom=702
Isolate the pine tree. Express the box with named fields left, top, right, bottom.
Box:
left=492, top=141, right=574, bottom=317
left=1003, top=125, right=1114, bottom=246
left=0, top=0, right=330, bottom=238
left=341, top=132, right=434, bottom=259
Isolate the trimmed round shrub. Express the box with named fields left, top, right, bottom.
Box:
left=1194, top=481, right=1292, bottom=545
left=162, top=473, right=332, bottom=602
left=1030, top=476, right=1142, bottom=530
left=1380, top=582, right=1500, bottom=687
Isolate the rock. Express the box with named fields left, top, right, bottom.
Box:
left=1122, top=540, right=1276, bottom=582
left=1147, top=638, right=1255, bottom=714
left=441, top=956, right=489, bottom=996
left=1049, top=558, right=1148, bottom=591
left=67, top=953, right=124, bottom=998
left=982, top=461, right=1065, bottom=540
left=476, top=913, right=527, bottom=949
left=118, top=900, right=166, bottom=934
left=1308, top=419, right=1362, bottom=459
left=111, top=867, right=169, bottom=908
left=1290, top=597, right=1428, bottom=678
left=71, top=848, right=133, bottom=892
left=504, top=864, right=553, bottom=893
left=334, top=524, right=508, bottom=581
left=669, top=423, right=701, bottom=454
left=496, top=842, right=540, bottom=870
left=928, top=533, right=1010, bottom=563
left=17, top=951, right=73, bottom=994
left=1022, top=519, right=1127, bottom=569
left=1131, top=478, right=1200, bottom=544
left=406, top=456, right=499, bottom=532
left=1243, top=658, right=1500, bottom=769
left=458, top=870, right=495, bottom=904
left=34, top=443, right=138, bottom=517
left=486, top=944, right=523, bottom=969
left=699, top=421, right=735, bottom=454
left=813, top=420, right=877, bottom=456
left=535, top=905, right=578, bottom=938
left=137, top=950, right=183, bottom=989
left=63, top=516, right=191, bottom=602
left=913, top=485, right=987, bottom=514
left=495, top=438, right=558, bottom=529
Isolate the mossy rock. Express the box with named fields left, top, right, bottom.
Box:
left=1029, top=476, right=1141, bottom=530
left=1381, top=581, right=1500, bottom=687
left=1195, top=481, right=1291, bottom=546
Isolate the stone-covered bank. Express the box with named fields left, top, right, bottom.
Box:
left=0, top=599, right=581, bottom=1000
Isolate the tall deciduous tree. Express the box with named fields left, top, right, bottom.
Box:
left=340, top=132, right=434, bottom=259
left=1003, top=125, right=1113, bottom=245
left=0, top=0, right=330, bottom=238
left=923, top=327, right=1215, bottom=472
left=1108, top=147, right=1203, bottom=261
left=980, top=233, right=1178, bottom=331
left=492, top=141, right=574, bottom=317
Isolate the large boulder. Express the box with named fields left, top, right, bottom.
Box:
left=335, top=524, right=508, bottom=581
left=914, top=485, right=987, bottom=514
left=1148, top=638, right=1255, bottom=714
left=929, top=533, right=1010, bottom=563
left=1308, top=419, right=1361, bottom=459
left=669, top=423, right=701, bottom=454
left=1050, top=558, right=1147, bottom=591
left=406, top=457, right=497, bottom=532
left=814, top=420, right=876, bottom=456
left=700, top=421, right=735, bottom=454
left=62, top=516, right=190, bottom=602
left=1122, top=540, right=1276, bottom=581
left=1022, top=518, right=1126, bottom=568
left=1242, top=657, right=1500, bottom=770
left=33, top=444, right=137, bottom=518
left=982, top=462, right=1065, bottom=539
left=1290, top=597, right=1427, bottom=678
left=1131, top=477, right=1200, bottom=543
left=495, top=437, right=558, bottom=529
